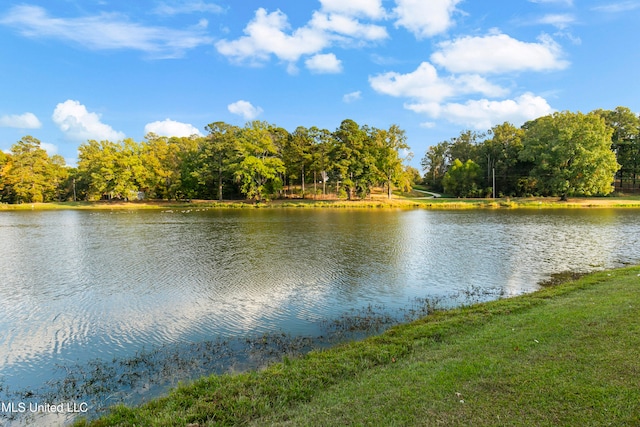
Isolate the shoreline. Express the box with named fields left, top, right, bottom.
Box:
left=74, top=265, right=640, bottom=426
left=2, top=195, right=640, bottom=211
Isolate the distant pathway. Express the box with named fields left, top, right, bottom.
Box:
left=412, top=189, right=442, bottom=199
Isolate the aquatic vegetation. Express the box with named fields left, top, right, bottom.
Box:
left=1, top=283, right=507, bottom=425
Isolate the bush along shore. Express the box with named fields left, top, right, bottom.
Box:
left=76, top=266, right=640, bottom=426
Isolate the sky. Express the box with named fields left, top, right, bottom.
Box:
left=1, top=0, right=639, bottom=168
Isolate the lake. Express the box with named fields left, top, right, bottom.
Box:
left=1, top=208, right=639, bottom=424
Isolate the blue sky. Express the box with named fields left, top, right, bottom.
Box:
left=1, top=0, right=639, bottom=168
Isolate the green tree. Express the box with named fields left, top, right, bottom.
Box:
left=442, top=158, right=482, bottom=197
left=77, top=140, right=118, bottom=200
left=0, top=136, right=67, bottom=203
left=193, top=123, right=239, bottom=201
left=593, top=107, right=640, bottom=192
left=480, top=122, right=526, bottom=196
left=520, top=111, right=620, bottom=200
left=234, top=121, right=286, bottom=200
left=284, top=126, right=314, bottom=197
left=420, top=130, right=481, bottom=193
left=77, top=139, right=146, bottom=200
left=268, top=125, right=290, bottom=198
left=117, top=138, right=146, bottom=198
left=173, top=136, right=207, bottom=200
left=0, top=149, right=10, bottom=202
left=332, top=119, right=376, bottom=199
left=47, top=154, right=70, bottom=201
left=0, top=149, right=7, bottom=168
left=309, top=126, right=333, bottom=196
left=141, top=133, right=190, bottom=200
left=449, top=130, right=482, bottom=164
left=421, top=141, right=450, bottom=191
left=61, top=167, right=79, bottom=202
left=404, top=165, right=422, bottom=188
left=373, top=124, right=411, bottom=199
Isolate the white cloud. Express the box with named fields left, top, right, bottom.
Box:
left=152, top=1, right=224, bottom=15
left=40, top=142, right=58, bottom=156
left=319, top=0, right=387, bottom=19
left=536, top=14, right=575, bottom=29
left=431, top=32, right=569, bottom=74
left=216, top=8, right=328, bottom=64
left=195, top=19, right=209, bottom=30
left=144, top=119, right=202, bottom=137
left=286, top=63, right=300, bottom=75
left=591, top=1, right=640, bottom=13
left=228, top=100, right=263, bottom=120
left=0, top=112, right=42, bottom=129
left=529, top=0, right=574, bottom=5
left=309, top=12, right=388, bottom=41
left=369, top=62, right=507, bottom=104
left=216, top=6, right=387, bottom=68
left=370, top=62, right=449, bottom=101
left=420, top=122, right=437, bottom=129
left=0, top=5, right=213, bottom=58
left=370, top=60, right=555, bottom=129
left=370, top=53, right=402, bottom=66
left=305, top=53, right=343, bottom=73
left=409, top=93, right=554, bottom=129
left=343, top=91, right=362, bottom=103
left=393, top=0, right=462, bottom=39
left=52, top=100, right=125, bottom=142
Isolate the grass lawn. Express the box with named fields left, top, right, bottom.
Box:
left=78, top=266, right=640, bottom=426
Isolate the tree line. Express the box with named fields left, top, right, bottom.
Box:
left=2, top=107, right=636, bottom=204
left=421, top=107, right=639, bottom=199
left=0, top=119, right=417, bottom=204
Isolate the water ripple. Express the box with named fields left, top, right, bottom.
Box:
left=1, top=208, right=640, bottom=421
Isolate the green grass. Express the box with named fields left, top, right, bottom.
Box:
left=3, top=194, right=640, bottom=211
left=412, top=195, right=640, bottom=209
left=0, top=201, right=178, bottom=210
left=0, top=198, right=421, bottom=211
left=77, top=266, right=640, bottom=426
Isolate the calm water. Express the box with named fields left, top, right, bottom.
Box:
left=1, top=208, right=639, bottom=423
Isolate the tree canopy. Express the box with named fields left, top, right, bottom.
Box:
left=1, top=106, right=633, bottom=204
left=0, top=136, right=69, bottom=203
left=442, top=159, right=481, bottom=197
left=421, top=107, right=632, bottom=199
left=520, top=111, right=619, bottom=200
left=593, top=107, right=640, bottom=192
left=0, top=119, right=415, bottom=203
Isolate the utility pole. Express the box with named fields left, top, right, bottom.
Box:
left=492, top=168, right=496, bottom=199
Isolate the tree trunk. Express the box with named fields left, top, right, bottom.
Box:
left=349, top=172, right=353, bottom=200
left=217, top=159, right=223, bottom=201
